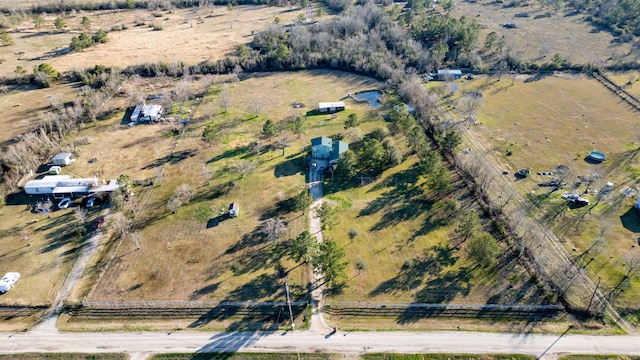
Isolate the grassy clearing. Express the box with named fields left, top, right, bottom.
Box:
left=0, top=5, right=306, bottom=78
left=603, top=71, right=640, bottom=99
left=452, top=1, right=631, bottom=66
left=61, top=71, right=380, bottom=330
left=455, top=73, right=640, bottom=314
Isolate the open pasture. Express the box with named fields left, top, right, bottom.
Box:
left=452, top=1, right=631, bottom=66
left=73, top=71, right=382, bottom=327
left=459, top=73, right=640, bottom=315
left=0, top=5, right=305, bottom=78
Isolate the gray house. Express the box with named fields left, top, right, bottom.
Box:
left=311, top=137, right=332, bottom=159
left=330, top=141, right=348, bottom=165
left=311, top=137, right=348, bottom=164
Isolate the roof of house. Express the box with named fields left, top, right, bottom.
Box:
left=437, top=69, right=462, bottom=76
left=52, top=152, right=72, bottom=160
left=318, top=101, right=345, bottom=109
left=330, top=141, right=349, bottom=161
left=311, top=137, right=332, bottom=147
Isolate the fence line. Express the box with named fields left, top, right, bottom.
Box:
left=326, top=302, right=564, bottom=311
left=81, top=299, right=308, bottom=308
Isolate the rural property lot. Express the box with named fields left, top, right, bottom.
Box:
left=452, top=1, right=632, bottom=67
left=456, top=73, right=640, bottom=320
left=0, top=5, right=305, bottom=78
left=62, top=71, right=383, bottom=329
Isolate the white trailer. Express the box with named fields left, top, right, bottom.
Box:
left=0, top=272, right=20, bottom=293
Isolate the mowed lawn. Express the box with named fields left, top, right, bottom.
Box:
left=322, top=154, right=545, bottom=306
left=87, top=70, right=383, bottom=306
left=460, top=73, right=640, bottom=313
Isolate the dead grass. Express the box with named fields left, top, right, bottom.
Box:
left=456, top=73, right=640, bottom=313
left=79, top=71, right=382, bottom=311
left=452, top=1, right=631, bottom=66
left=0, top=5, right=306, bottom=78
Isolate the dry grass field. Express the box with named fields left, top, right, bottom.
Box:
left=452, top=1, right=632, bottom=66
left=0, top=5, right=305, bottom=78
left=73, top=70, right=380, bottom=309
left=452, top=73, right=640, bottom=317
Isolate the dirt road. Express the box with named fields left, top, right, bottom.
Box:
left=3, top=328, right=640, bottom=357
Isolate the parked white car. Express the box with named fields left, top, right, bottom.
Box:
left=58, top=197, right=72, bottom=209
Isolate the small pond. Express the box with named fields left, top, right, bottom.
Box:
left=354, top=90, right=383, bottom=108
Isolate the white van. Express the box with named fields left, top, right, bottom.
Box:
left=0, top=272, right=20, bottom=293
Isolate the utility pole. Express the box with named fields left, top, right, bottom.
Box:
left=285, top=277, right=295, bottom=330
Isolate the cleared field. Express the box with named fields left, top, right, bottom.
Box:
left=79, top=71, right=381, bottom=313
left=458, top=73, right=640, bottom=315
left=0, top=5, right=305, bottom=78
left=452, top=1, right=632, bottom=66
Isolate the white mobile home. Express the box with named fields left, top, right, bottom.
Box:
left=51, top=152, right=75, bottom=166
left=318, top=102, right=345, bottom=113
left=24, top=176, right=118, bottom=199
left=0, top=272, right=20, bottom=293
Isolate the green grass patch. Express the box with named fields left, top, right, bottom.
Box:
left=362, top=355, right=535, bottom=360
left=559, top=356, right=640, bottom=360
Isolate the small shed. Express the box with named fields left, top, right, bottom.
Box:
left=311, top=137, right=332, bottom=159
left=48, top=166, right=61, bottom=175
left=436, top=69, right=463, bottom=80
left=52, top=152, right=74, bottom=166
left=330, top=140, right=349, bottom=165
left=318, top=102, right=345, bottom=113
left=0, top=272, right=20, bottom=294
left=229, top=202, right=239, bottom=217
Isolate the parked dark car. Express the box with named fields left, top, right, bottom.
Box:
left=93, top=216, right=105, bottom=231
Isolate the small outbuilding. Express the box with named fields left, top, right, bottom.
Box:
left=48, top=166, right=62, bottom=175
left=318, top=102, right=345, bottom=113
left=229, top=202, right=239, bottom=217
left=51, top=152, right=74, bottom=166
left=0, top=272, right=20, bottom=294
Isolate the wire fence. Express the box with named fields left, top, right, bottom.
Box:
left=81, top=299, right=308, bottom=308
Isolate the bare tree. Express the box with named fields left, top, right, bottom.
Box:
left=20, top=228, right=31, bottom=246
left=218, top=84, right=231, bottom=113
left=74, top=207, right=88, bottom=224
left=262, top=217, right=287, bottom=243
left=251, top=140, right=264, bottom=158
left=129, top=232, right=142, bottom=250
left=173, top=76, right=194, bottom=103
left=110, top=213, right=132, bottom=239
left=248, top=98, right=267, bottom=118
left=231, top=160, right=257, bottom=179
left=456, top=91, right=483, bottom=128
left=167, top=183, right=195, bottom=213
left=277, top=131, right=291, bottom=156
